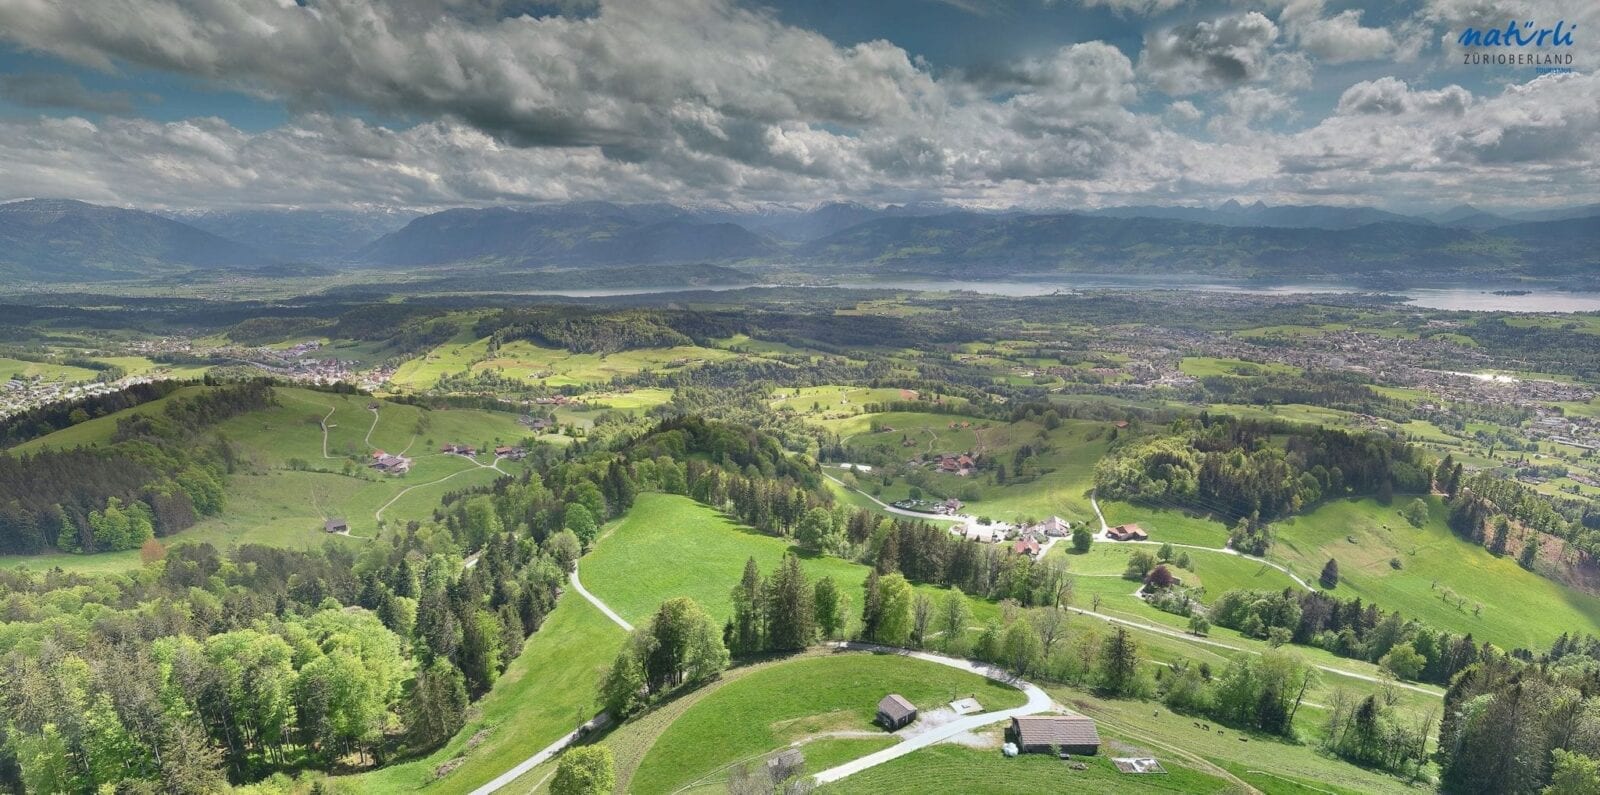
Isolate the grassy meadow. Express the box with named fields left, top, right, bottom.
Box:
left=629, top=653, right=1027, bottom=794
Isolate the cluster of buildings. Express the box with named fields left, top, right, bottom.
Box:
left=369, top=450, right=412, bottom=475
left=875, top=692, right=1105, bottom=758
left=2, top=376, right=134, bottom=421
left=440, top=443, right=478, bottom=457
left=931, top=452, right=979, bottom=476
left=531, top=395, right=583, bottom=406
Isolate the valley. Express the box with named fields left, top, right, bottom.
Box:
left=4, top=284, right=1598, bottom=794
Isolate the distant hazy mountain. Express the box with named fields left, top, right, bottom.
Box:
left=724, top=201, right=955, bottom=242
left=0, top=198, right=268, bottom=281
left=168, top=208, right=416, bottom=262
left=1092, top=200, right=1427, bottom=230
left=1425, top=204, right=1516, bottom=229
left=1500, top=203, right=1600, bottom=224
left=7, top=198, right=1598, bottom=283
left=360, top=203, right=777, bottom=267
left=799, top=210, right=1600, bottom=278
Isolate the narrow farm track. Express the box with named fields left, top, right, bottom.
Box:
left=319, top=405, right=336, bottom=458
left=373, top=458, right=502, bottom=522
left=1067, top=604, right=1443, bottom=697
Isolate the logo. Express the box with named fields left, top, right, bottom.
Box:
left=1457, top=20, right=1577, bottom=67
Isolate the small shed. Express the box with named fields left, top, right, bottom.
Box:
left=324, top=518, right=349, bottom=534
left=877, top=694, right=917, bottom=731
left=1011, top=715, right=1101, bottom=756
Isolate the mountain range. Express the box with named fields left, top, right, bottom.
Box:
left=1, top=197, right=1596, bottom=284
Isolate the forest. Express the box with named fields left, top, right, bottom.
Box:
left=0, top=381, right=273, bottom=555
left=1094, top=415, right=1431, bottom=525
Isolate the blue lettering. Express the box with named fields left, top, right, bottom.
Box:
left=1554, top=21, right=1574, bottom=46
left=1457, top=20, right=1575, bottom=48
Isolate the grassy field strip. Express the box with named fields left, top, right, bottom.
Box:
left=475, top=553, right=650, bottom=792
left=278, top=390, right=338, bottom=458
left=1116, top=539, right=1316, bottom=592
left=1066, top=604, right=1443, bottom=697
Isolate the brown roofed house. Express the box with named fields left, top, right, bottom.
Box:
left=324, top=519, right=348, bottom=534
left=877, top=694, right=917, bottom=731
left=1011, top=537, right=1042, bottom=557
left=1011, top=715, right=1101, bottom=755
left=1107, top=523, right=1148, bottom=541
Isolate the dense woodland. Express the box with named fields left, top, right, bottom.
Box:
left=1095, top=415, right=1430, bottom=528
left=0, top=381, right=272, bottom=555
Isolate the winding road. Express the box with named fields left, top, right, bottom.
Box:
left=570, top=564, right=634, bottom=632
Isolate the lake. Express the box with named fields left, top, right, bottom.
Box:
left=507, top=275, right=1600, bottom=313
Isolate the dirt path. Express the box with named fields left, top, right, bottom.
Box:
left=318, top=405, right=336, bottom=459
left=1066, top=604, right=1442, bottom=696
left=364, top=407, right=381, bottom=448
left=374, top=461, right=500, bottom=522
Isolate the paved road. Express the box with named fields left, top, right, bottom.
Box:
left=811, top=643, right=1055, bottom=784
left=570, top=564, right=634, bottom=632
left=466, top=712, right=613, bottom=795
left=466, top=566, right=630, bottom=795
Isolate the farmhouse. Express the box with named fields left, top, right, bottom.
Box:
left=1010, top=715, right=1101, bottom=755
left=324, top=518, right=348, bottom=534
left=935, top=452, right=979, bottom=476
left=1011, top=537, right=1042, bottom=557
left=1107, top=523, right=1149, bottom=541
left=877, top=694, right=917, bottom=731
left=1028, top=516, right=1071, bottom=537
left=370, top=453, right=411, bottom=475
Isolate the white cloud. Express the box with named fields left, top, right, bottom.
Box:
left=1335, top=76, right=1470, bottom=116
left=1206, top=86, right=1296, bottom=137
left=0, top=0, right=1593, bottom=212
left=1074, top=0, right=1189, bottom=16
left=1280, top=0, right=1397, bottom=63
left=1138, top=12, right=1281, bottom=95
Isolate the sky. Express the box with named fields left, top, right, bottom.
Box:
left=0, top=0, right=1594, bottom=214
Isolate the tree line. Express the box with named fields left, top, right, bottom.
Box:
left=0, top=381, right=272, bottom=554
left=1208, top=587, right=1500, bottom=686
left=1095, top=414, right=1430, bottom=529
